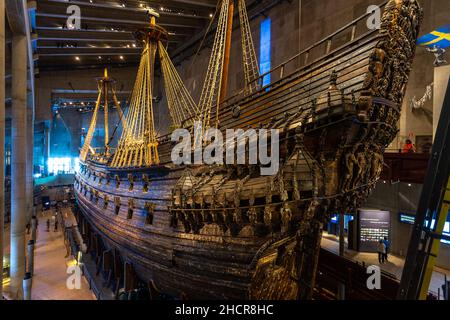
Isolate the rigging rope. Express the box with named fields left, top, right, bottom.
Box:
left=238, top=0, right=260, bottom=95
left=196, top=0, right=230, bottom=130
left=159, top=41, right=199, bottom=128
left=111, top=36, right=160, bottom=168
left=80, top=84, right=102, bottom=162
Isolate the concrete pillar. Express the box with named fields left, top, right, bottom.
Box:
left=339, top=212, right=345, bottom=256
left=0, top=0, right=5, bottom=299
left=22, top=272, right=32, bottom=300
left=43, top=121, right=50, bottom=176
left=10, top=34, right=28, bottom=299
left=26, top=95, right=34, bottom=222
left=433, top=65, right=450, bottom=140
left=31, top=215, right=37, bottom=242
left=27, top=240, right=35, bottom=276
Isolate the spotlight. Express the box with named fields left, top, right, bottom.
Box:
left=119, top=55, right=124, bottom=60
left=408, top=183, right=412, bottom=187
left=75, top=56, right=80, bottom=61
left=98, top=56, right=102, bottom=60
left=132, top=43, right=136, bottom=48
left=121, top=3, right=125, bottom=7
left=209, top=13, right=213, bottom=18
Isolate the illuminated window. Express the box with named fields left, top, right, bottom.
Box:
left=47, top=157, right=80, bottom=175
left=259, top=18, right=271, bottom=87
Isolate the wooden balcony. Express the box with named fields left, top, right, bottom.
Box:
left=381, top=152, right=430, bottom=184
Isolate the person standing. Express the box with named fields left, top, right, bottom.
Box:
left=46, top=219, right=50, bottom=232
left=402, top=139, right=416, bottom=153
left=54, top=219, right=59, bottom=232
left=383, top=237, right=390, bottom=262
left=377, top=239, right=386, bottom=264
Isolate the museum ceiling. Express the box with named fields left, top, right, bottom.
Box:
left=33, top=0, right=282, bottom=71
left=34, top=0, right=218, bottom=70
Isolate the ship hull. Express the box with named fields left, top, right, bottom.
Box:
left=74, top=0, right=423, bottom=300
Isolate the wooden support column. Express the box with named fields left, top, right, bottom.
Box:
left=10, top=33, right=28, bottom=299
left=103, top=69, right=109, bottom=156
left=0, top=0, right=5, bottom=299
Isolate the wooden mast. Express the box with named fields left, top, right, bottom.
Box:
left=218, top=0, right=234, bottom=107
left=103, top=68, right=109, bottom=156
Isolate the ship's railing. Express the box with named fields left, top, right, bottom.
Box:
left=221, top=0, right=388, bottom=108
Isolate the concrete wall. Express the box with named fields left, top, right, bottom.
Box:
left=363, top=181, right=450, bottom=269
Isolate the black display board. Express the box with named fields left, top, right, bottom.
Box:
left=357, top=209, right=390, bottom=252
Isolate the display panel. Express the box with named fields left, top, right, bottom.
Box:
left=358, top=210, right=390, bottom=252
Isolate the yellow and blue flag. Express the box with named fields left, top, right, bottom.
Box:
left=417, top=25, right=450, bottom=49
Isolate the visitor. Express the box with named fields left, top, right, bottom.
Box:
left=402, top=139, right=416, bottom=153
left=377, top=239, right=386, bottom=264
left=54, top=219, right=59, bottom=232
left=26, top=223, right=31, bottom=235
left=383, top=237, right=390, bottom=262
left=46, top=219, right=50, bottom=232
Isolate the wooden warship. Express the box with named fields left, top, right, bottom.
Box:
left=74, top=0, right=423, bottom=299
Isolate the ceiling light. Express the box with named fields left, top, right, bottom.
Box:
left=160, top=7, right=164, bottom=11
left=119, top=55, right=124, bottom=60
left=121, top=3, right=125, bottom=7
left=209, top=13, right=213, bottom=18
left=75, top=56, right=80, bottom=61
left=98, top=56, right=102, bottom=60
left=132, top=43, right=136, bottom=48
